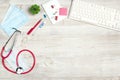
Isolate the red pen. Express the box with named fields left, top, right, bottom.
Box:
left=27, top=19, right=42, bottom=35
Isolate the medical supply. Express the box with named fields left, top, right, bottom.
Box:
left=38, top=14, right=47, bottom=28
left=39, top=21, right=46, bottom=28
left=69, top=0, right=120, bottom=31
left=43, top=14, right=47, bottom=18
left=55, top=16, right=58, bottom=21
left=51, top=5, right=54, bottom=9
left=42, top=0, right=67, bottom=24
left=0, top=28, right=36, bottom=74
left=27, top=19, right=42, bottom=35
left=0, top=5, right=29, bottom=36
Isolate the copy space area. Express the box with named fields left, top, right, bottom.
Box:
left=1, top=0, right=120, bottom=80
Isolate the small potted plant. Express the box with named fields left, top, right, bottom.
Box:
left=29, top=4, right=40, bottom=15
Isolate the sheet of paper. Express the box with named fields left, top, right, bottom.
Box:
left=42, top=0, right=66, bottom=24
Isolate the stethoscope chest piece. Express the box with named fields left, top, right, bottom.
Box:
left=16, top=67, right=23, bottom=74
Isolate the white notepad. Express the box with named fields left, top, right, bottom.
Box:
left=42, top=0, right=66, bottom=24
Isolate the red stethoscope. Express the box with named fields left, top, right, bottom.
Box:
left=0, top=28, right=36, bottom=74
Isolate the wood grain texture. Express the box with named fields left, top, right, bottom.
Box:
left=0, top=0, right=120, bottom=80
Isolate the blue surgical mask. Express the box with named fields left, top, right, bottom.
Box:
left=0, top=5, right=29, bottom=36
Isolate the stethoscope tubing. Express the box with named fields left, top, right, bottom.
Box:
left=16, top=49, right=36, bottom=74
left=1, top=46, right=36, bottom=74
left=0, top=28, right=36, bottom=74
left=1, top=47, right=16, bottom=74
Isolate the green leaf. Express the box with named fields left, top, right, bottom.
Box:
left=29, top=4, right=40, bottom=15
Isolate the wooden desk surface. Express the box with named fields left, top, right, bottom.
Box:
left=0, top=0, right=120, bottom=80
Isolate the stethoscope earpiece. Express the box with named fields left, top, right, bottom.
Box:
left=12, top=28, right=21, bottom=33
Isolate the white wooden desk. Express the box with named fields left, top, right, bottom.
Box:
left=1, top=0, right=120, bottom=80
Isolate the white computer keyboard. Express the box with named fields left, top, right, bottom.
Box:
left=69, top=0, right=120, bottom=31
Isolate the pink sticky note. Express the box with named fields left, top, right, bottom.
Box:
left=59, top=8, right=67, bottom=16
